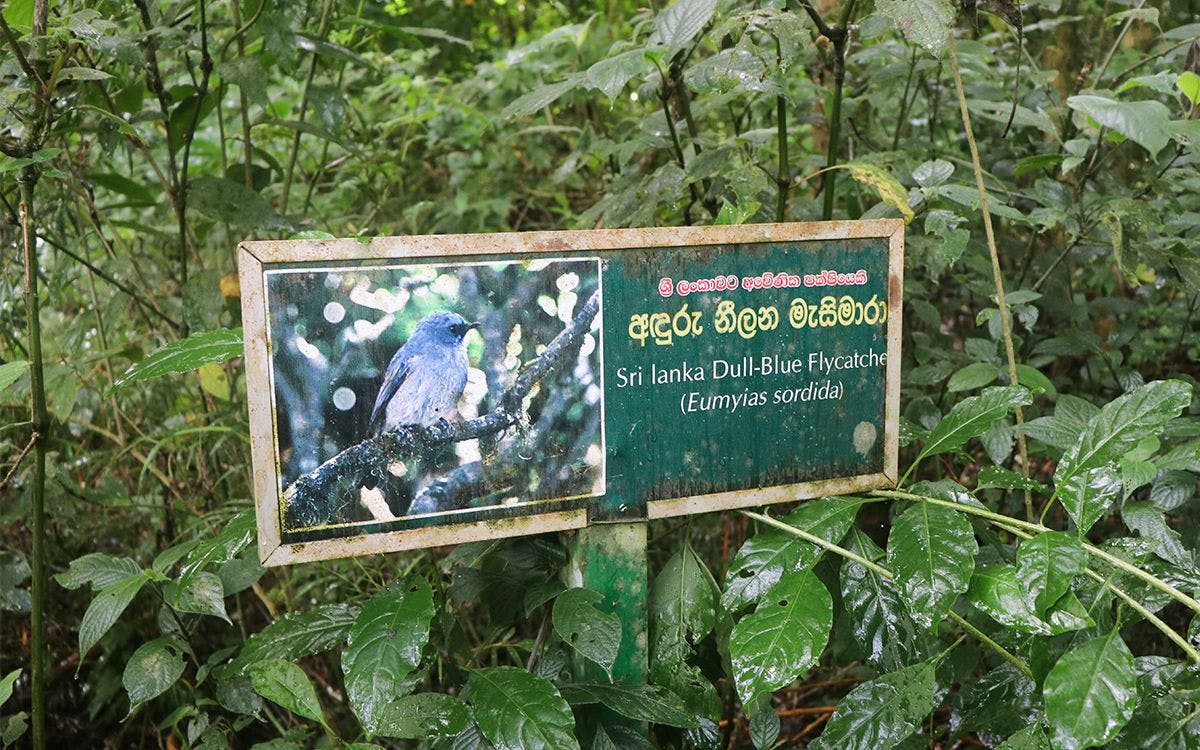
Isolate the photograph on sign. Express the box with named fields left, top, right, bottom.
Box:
left=248, top=256, right=605, bottom=559
left=240, top=221, right=902, bottom=565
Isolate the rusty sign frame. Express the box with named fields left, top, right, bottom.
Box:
left=240, top=220, right=903, bottom=566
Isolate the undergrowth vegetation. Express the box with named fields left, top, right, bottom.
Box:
left=2, top=0, right=1199, bottom=747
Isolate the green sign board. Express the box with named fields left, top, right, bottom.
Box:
left=239, top=221, right=902, bottom=565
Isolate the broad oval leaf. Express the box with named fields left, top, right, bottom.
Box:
left=343, top=578, right=435, bottom=733
left=650, top=542, right=717, bottom=667
left=722, top=496, right=863, bottom=612
left=809, top=661, right=938, bottom=750
left=967, top=565, right=1050, bottom=635
left=1015, top=531, right=1086, bottom=615
left=79, top=570, right=150, bottom=660
left=248, top=659, right=327, bottom=727
left=225, top=602, right=358, bottom=675
left=840, top=529, right=928, bottom=671
left=123, top=638, right=185, bottom=714
left=189, top=176, right=291, bottom=231
left=1067, top=95, right=1174, bottom=157
left=653, top=0, right=717, bottom=51
left=375, top=693, right=470, bottom=741
left=996, top=724, right=1052, bottom=749
left=113, top=328, right=244, bottom=389
left=877, top=0, right=957, bottom=54
left=1043, top=629, right=1137, bottom=749
left=728, top=569, right=832, bottom=705
left=947, top=362, right=1000, bottom=392
left=1054, top=380, right=1192, bottom=491
left=1058, top=464, right=1122, bottom=537
left=56, top=553, right=140, bottom=591
left=887, top=502, right=978, bottom=630
left=558, top=683, right=698, bottom=728
left=552, top=587, right=621, bottom=678
left=917, top=386, right=1032, bottom=461
left=466, top=667, right=579, bottom=750
left=165, top=570, right=230, bottom=623
left=501, top=77, right=581, bottom=121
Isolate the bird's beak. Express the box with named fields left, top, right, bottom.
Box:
left=467, top=321, right=480, bottom=330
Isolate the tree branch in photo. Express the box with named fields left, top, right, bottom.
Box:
left=283, top=289, right=601, bottom=528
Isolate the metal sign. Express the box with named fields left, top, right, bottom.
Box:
left=239, top=221, right=903, bottom=565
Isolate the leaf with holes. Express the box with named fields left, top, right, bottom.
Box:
left=466, top=667, right=579, bottom=750
left=552, top=587, right=621, bottom=678
left=343, top=578, right=435, bottom=733
left=722, top=496, right=863, bottom=612
left=809, top=661, right=938, bottom=750
left=728, top=570, right=832, bottom=706
left=649, top=542, right=720, bottom=720
left=1043, top=629, right=1137, bottom=749
left=887, top=502, right=977, bottom=630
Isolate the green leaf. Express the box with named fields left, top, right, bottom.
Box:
left=836, top=162, right=915, bottom=222
left=947, top=362, right=1000, bottom=392
left=89, top=173, right=157, bottom=207
left=1149, top=470, right=1195, bottom=510
left=996, top=724, right=1052, bottom=749
left=466, top=667, right=579, bottom=750
left=976, top=466, right=1048, bottom=493
left=190, top=176, right=291, bottom=231
left=58, top=66, right=111, bottom=81
left=1067, top=95, right=1175, bottom=157
left=2, top=0, right=33, bottom=34
left=0, top=362, right=28, bottom=393
left=1055, top=381, right=1192, bottom=490
left=912, top=159, right=954, bottom=187
left=887, top=503, right=978, bottom=630
left=55, top=553, right=140, bottom=591
left=917, top=386, right=1032, bottom=461
left=877, top=0, right=957, bottom=55
left=501, top=76, right=582, bottom=120
left=728, top=570, right=832, bottom=705
left=653, top=0, right=717, bottom=51
left=552, top=587, right=621, bottom=678
left=967, top=565, right=1050, bottom=634
left=955, top=664, right=1040, bottom=740
left=840, top=529, right=928, bottom=671
left=123, top=638, right=185, bottom=714
left=809, top=661, right=938, bottom=750
left=649, top=542, right=717, bottom=668
left=1043, top=630, right=1137, bottom=749
left=113, top=328, right=244, bottom=390
left=164, top=571, right=230, bottom=623
left=1020, top=395, right=1099, bottom=451
left=722, top=496, right=863, bottom=611
left=248, top=659, right=327, bottom=727
left=585, top=50, right=648, bottom=101
left=1015, top=364, right=1057, bottom=398
left=1121, top=502, right=1191, bottom=566
left=225, top=603, right=359, bottom=675
left=374, top=693, right=470, bottom=740
left=1015, top=531, right=1087, bottom=615
left=558, top=683, right=698, bottom=728
left=216, top=57, right=269, bottom=107
left=1179, top=71, right=1200, bottom=108
left=1058, top=464, right=1122, bottom=536
left=746, top=693, right=780, bottom=750
left=343, top=578, right=435, bottom=733
left=79, top=571, right=150, bottom=660
left=0, top=669, right=20, bottom=708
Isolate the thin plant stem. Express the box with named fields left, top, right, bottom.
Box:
left=946, top=611, right=1033, bottom=677
left=820, top=0, right=858, bottom=220
left=20, top=187, right=49, bottom=750
left=1082, top=568, right=1200, bottom=664
left=282, top=0, right=336, bottom=213
left=775, top=35, right=790, bottom=222
left=947, top=34, right=1033, bottom=520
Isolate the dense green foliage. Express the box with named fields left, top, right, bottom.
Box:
left=3, top=0, right=1200, bottom=747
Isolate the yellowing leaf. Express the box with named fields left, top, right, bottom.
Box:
left=220, top=273, right=241, bottom=298
left=198, top=362, right=231, bottom=401
left=836, top=162, right=915, bottom=223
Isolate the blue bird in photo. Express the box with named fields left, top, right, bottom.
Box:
left=368, top=311, right=479, bottom=436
